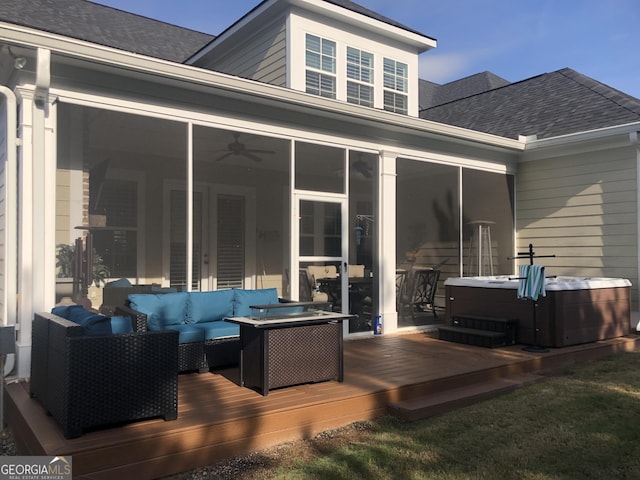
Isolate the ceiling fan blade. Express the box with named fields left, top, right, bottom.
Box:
left=245, top=149, right=276, bottom=155
left=241, top=151, right=263, bottom=162
left=215, top=152, right=234, bottom=162
left=213, top=132, right=274, bottom=162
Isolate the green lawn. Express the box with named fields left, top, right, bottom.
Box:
left=210, top=350, right=640, bottom=480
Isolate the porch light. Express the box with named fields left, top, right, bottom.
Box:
left=13, top=56, right=26, bottom=70
left=5, top=46, right=26, bottom=70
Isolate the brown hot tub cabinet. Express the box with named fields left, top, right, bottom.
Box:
left=444, top=277, right=631, bottom=347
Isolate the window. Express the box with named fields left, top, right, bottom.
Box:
left=383, top=58, right=408, bottom=114
left=91, top=179, right=138, bottom=278
left=216, top=195, right=246, bottom=289
left=305, top=34, right=336, bottom=98
left=346, top=47, right=374, bottom=107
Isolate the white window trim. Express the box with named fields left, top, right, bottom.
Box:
left=346, top=46, right=375, bottom=107
left=305, top=33, right=338, bottom=98
left=290, top=13, right=420, bottom=115
left=382, top=57, right=409, bottom=114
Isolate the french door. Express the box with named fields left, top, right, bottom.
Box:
left=165, top=183, right=255, bottom=291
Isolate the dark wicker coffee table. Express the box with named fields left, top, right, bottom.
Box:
left=226, top=303, right=354, bottom=396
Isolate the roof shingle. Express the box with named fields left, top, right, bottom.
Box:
left=420, top=68, right=640, bottom=139
left=0, top=0, right=214, bottom=62
left=420, top=71, right=510, bottom=109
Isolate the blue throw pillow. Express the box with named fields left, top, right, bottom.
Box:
left=128, top=292, right=188, bottom=331
left=233, top=288, right=279, bottom=317
left=66, top=305, right=112, bottom=336
left=110, top=316, right=134, bottom=334
left=51, top=305, right=73, bottom=319
left=188, top=290, right=235, bottom=324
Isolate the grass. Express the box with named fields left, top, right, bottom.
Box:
left=188, top=350, right=640, bottom=480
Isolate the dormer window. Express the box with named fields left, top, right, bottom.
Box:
left=299, top=31, right=417, bottom=116
left=383, top=58, right=408, bottom=114
left=346, top=47, right=374, bottom=107
left=305, top=34, right=336, bottom=99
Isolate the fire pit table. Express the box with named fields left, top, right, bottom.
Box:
left=226, top=302, right=354, bottom=396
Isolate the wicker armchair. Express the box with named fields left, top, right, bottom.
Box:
left=30, top=312, right=179, bottom=439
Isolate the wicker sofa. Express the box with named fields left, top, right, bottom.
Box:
left=115, top=288, right=285, bottom=373
left=31, top=311, right=179, bottom=439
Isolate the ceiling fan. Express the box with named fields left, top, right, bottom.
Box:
left=214, top=132, right=275, bottom=162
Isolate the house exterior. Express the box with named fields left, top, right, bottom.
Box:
left=0, top=0, right=638, bottom=379
left=422, top=68, right=640, bottom=305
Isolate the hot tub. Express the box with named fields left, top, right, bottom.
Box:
left=444, top=276, right=632, bottom=347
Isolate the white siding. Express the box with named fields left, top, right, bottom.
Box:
left=203, top=18, right=287, bottom=87
left=516, top=146, right=638, bottom=308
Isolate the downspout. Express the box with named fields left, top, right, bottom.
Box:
left=0, top=85, right=18, bottom=377
left=632, top=131, right=640, bottom=328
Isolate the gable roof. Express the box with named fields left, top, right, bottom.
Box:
left=188, top=0, right=435, bottom=65
left=325, top=0, right=434, bottom=39
left=420, top=68, right=640, bottom=140
left=420, top=71, right=510, bottom=110
left=0, top=0, right=432, bottom=65
left=0, top=0, right=214, bottom=62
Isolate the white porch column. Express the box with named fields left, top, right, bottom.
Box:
left=377, top=150, right=398, bottom=333
left=14, top=48, right=53, bottom=378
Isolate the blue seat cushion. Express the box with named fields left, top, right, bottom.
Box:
left=165, top=324, right=206, bottom=344
left=110, top=316, right=134, bottom=334
left=128, top=292, right=188, bottom=331
left=233, top=288, right=279, bottom=317
left=191, top=321, right=239, bottom=341
left=188, top=290, right=235, bottom=324
left=51, top=305, right=112, bottom=336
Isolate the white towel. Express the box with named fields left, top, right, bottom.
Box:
left=517, top=264, right=546, bottom=301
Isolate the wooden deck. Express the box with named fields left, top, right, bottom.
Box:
left=6, top=332, right=640, bottom=479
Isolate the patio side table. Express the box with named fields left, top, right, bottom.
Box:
left=226, top=303, right=353, bottom=396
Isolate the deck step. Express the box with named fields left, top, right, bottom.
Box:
left=388, top=373, right=544, bottom=422
left=438, top=315, right=518, bottom=348
left=452, top=314, right=517, bottom=332
left=438, top=325, right=510, bottom=348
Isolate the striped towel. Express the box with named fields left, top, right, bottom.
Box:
left=517, top=264, right=546, bottom=301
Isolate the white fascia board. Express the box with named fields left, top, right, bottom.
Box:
left=0, top=22, right=520, bottom=152
left=291, top=0, right=437, bottom=52
left=521, top=121, right=640, bottom=161
left=188, top=0, right=436, bottom=65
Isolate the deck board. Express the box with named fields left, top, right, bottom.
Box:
left=6, top=333, right=640, bottom=479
